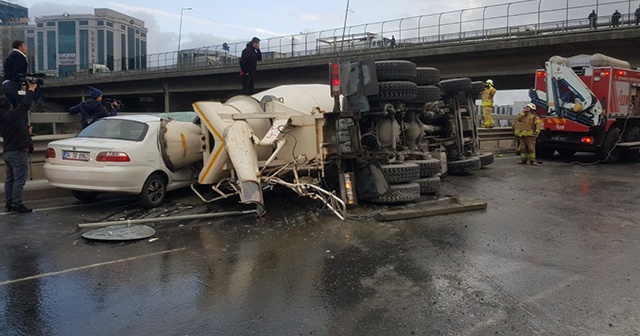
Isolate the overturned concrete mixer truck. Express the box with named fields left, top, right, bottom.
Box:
left=162, top=59, right=493, bottom=218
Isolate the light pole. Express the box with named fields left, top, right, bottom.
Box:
left=178, top=7, right=192, bottom=51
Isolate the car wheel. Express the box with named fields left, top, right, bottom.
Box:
left=366, top=182, right=421, bottom=204
left=407, top=159, right=441, bottom=177
left=71, top=190, right=99, bottom=202
left=381, top=163, right=421, bottom=183
left=447, top=156, right=481, bottom=175
left=416, top=67, right=440, bottom=85
left=368, top=81, right=418, bottom=101
left=414, top=85, right=442, bottom=103
left=438, top=78, right=473, bottom=94
left=139, top=173, right=167, bottom=208
left=414, top=176, right=441, bottom=194
left=597, top=128, right=621, bottom=163
left=375, top=60, right=417, bottom=82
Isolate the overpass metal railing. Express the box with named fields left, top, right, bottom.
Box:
left=55, top=0, right=639, bottom=82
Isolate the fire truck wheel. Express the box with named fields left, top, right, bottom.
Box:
left=557, top=149, right=576, bottom=159
left=407, top=159, right=441, bottom=177
left=368, top=81, right=418, bottom=101
left=366, top=182, right=421, bottom=204
left=597, top=128, right=621, bottom=163
left=438, top=78, right=473, bottom=94
left=478, top=152, right=495, bottom=167
left=447, top=156, right=481, bottom=175
left=381, top=163, right=421, bottom=184
left=416, top=67, right=440, bottom=85
left=414, top=85, right=443, bottom=103
left=414, top=176, right=441, bottom=194
left=623, top=127, right=640, bottom=162
left=375, top=60, right=417, bottom=82
left=72, top=190, right=99, bottom=202
left=536, top=147, right=555, bottom=159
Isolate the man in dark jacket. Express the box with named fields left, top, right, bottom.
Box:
left=0, top=80, right=37, bottom=213
left=68, top=86, right=117, bottom=128
left=239, top=37, right=262, bottom=95
left=3, top=40, right=30, bottom=126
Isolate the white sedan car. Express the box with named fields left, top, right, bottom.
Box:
left=44, top=113, right=203, bottom=207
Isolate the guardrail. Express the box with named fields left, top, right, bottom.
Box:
left=0, top=113, right=517, bottom=182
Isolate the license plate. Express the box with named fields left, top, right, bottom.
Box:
left=551, top=135, right=568, bottom=141
left=62, top=150, right=90, bottom=161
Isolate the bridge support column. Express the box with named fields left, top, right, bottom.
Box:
left=162, top=82, right=170, bottom=112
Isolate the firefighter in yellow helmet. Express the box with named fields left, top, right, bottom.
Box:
left=481, top=79, right=496, bottom=128
left=514, top=103, right=542, bottom=165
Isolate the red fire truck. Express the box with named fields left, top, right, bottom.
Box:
left=529, top=53, right=640, bottom=162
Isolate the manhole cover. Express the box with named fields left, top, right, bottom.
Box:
left=82, top=225, right=156, bottom=241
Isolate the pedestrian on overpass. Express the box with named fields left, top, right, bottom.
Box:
left=514, top=103, right=541, bottom=166
left=635, top=5, right=640, bottom=25
left=611, top=10, right=622, bottom=27
left=0, top=80, right=37, bottom=213
left=588, top=10, right=598, bottom=29
left=481, top=79, right=496, bottom=128
left=239, top=37, right=262, bottom=95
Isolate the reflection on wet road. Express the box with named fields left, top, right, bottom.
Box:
left=1, top=156, right=640, bottom=335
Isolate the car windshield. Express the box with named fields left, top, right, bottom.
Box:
left=78, top=119, right=149, bottom=141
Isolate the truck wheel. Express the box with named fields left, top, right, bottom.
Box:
left=367, top=182, right=421, bottom=204
left=536, top=147, right=555, bottom=159
left=375, top=60, right=417, bottom=82
left=415, top=176, right=441, bottom=194
left=438, top=78, right=473, bottom=94
left=414, top=85, right=442, bottom=103
left=416, top=67, right=440, bottom=85
left=478, top=152, right=495, bottom=167
left=447, top=156, right=481, bottom=175
left=369, top=81, right=418, bottom=101
left=623, top=127, right=640, bottom=162
left=381, top=163, right=421, bottom=183
left=72, top=190, right=99, bottom=202
left=139, top=173, right=167, bottom=208
left=597, top=128, right=621, bottom=163
left=407, top=159, right=441, bottom=177
left=557, top=149, right=576, bottom=159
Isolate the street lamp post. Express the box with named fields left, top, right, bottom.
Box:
left=178, top=7, right=192, bottom=51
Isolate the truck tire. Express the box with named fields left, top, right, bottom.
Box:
left=375, top=60, right=417, bottom=82
left=478, top=152, right=495, bottom=167
left=623, top=127, right=640, bottom=162
left=536, top=147, right=555, bottom=159
left=414, top=85, right=442, bottom=103
left=416, top=67, right=440, bottom=85
left=72, top=190, right=99, bottom=202
left=447, top=156, right=481, bottom=175
left=367, top=182, right=421, bottom=204
left=438, top=78, right=473, bottom=94
left=407, top=159, right=441, bottom=177
left=597, top=128, right=621, bottom=163
left=415, top=176, right=441, bottom=194
left=369, top=81, right=418, bottom=101
left=381, top=163, right=421, bottom=183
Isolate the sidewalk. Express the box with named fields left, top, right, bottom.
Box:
left=0, top=179, right=71, bottom=202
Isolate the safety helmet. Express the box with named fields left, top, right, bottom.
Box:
left=485, top=79, right=494, bottom=86
left=526, top=103, right=536, bottom=110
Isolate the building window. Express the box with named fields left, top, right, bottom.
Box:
left=37, top=23, right=43, bottom=28
left=141, top=32, right=146, bottom=38
left=79, top=20, right=89, bottom=26
left=121, top=25, right=125, bottom=30
left=128, top=27, right=135, bottom=69
left=106, top=21, right=113, bottom=27
left=79, top=30, right=89, bottom=69
left=37, top=32, right=44, bottom=71
left=46, top=30, right=56, bottom=70
left=27, top=29, right=34, bottom=33
left=121, top=33, right=126, bottom=70
left=97, top=20, right=104, bottom=26
left=46, top=22, right=55, bottom=27
left=98, top=30, right=105, bottom=64
left=58, top=21, right=77, bottom=77
left=106, top=30, right=114, bottom=70
left=136, top=29, right=140, bottom=35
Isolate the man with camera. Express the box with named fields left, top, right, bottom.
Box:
left=0, top=79, right=38, bottom=213
left=68, top=86, right=118, bottom=128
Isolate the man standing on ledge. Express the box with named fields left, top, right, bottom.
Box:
left=239, top=37, right=262, bottom=95
left=481, top=79, right=496, bottom=128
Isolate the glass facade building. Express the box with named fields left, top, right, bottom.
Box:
left=0, top=0, right=28, bottom=26
left=34, top=8, right=146, bottom=78
left=0, top=1, right=35, bottom=73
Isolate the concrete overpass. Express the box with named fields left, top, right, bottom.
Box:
left=40, top=26, right=640, bottom=112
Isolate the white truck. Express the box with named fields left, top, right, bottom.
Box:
left=163, top=59, right=491, bottom=218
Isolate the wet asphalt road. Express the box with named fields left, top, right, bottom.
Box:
left=1, top=154, right=640, bottom=336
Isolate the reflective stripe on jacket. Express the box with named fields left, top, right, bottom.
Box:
left=481, top=86, right=496, bottom=106
left=514, top=111, right=541, bottom=137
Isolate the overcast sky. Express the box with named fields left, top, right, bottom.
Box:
left=10, top=0, right=615, bottom=104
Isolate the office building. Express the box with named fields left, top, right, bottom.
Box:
left=34, top=8, right=146, bottom=77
